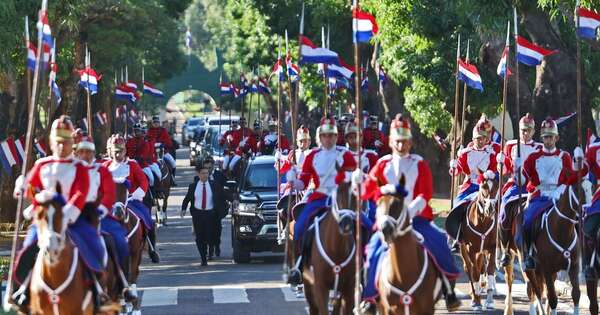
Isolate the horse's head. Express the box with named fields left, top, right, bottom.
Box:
left=375, top=176, right=409, bottom=242
left=330, top=183, right=356, bottom=236
left=33, top=184, right=68, bottom=265
left=112, top=201, right=127, bottom=222
left=155, top=143, right=165, bottom=159
left=477, top=170, right=499, bottom=217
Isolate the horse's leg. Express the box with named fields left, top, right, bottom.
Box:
left=568, top=258, right=581, bottom=315
left=503, top=255, right=515, bottom=315
left=587, top=279, right=598, bottom=315
left=484, top=250, right=496, bottom=309
left=460, top=243, right=480, bottom=309
left=543, top=271, right=558, bottom=315
left=525, top=270, right=541, bottom=315
left=303, top=281, right=319, bottom=315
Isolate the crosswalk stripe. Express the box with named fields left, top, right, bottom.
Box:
left=281, top=286, right=306, bottom=302
left=141, top=288, right=178, bottom=307
left=212, top=286, right=250, bottom=304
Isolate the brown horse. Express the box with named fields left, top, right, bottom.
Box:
left=154, top=145, right=172, bottom=226
left=114, top=182, right=145, bottom=315
left=28, top=188, right=95, bottom=315
left=498, top=193, right=525, bottom=315
left=585, top=224, right=600, bottom=315
left=459, top=173, right=499, bottom=310
left=302, top=180, right=358, bottom=315
left=375, top=178, right=443, bottom=315
left=516, top=184, right=581, bottom=315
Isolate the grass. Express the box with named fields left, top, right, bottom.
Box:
left=431, top=197, right=450, bottom=229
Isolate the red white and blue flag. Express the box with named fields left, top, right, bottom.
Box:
left=271, top=59, right=285, bottom=82
left=286, top=55, right=300, bottom=82
left=34, top=138, right=47, bottom=158
left=79, top=67, right=101, bottom=95
left=143, top=82, right=164, bottom=97
left=219, top=82, right=232, bottom=95
left=258, top=78, right=271, bottom=94
left=0, top=137, right=21, bottom=171
left=497, top=47, right=512, bottom=78
left=457, top=59, right=484, bottom=91
left=299, top=36, right=340, bottom=65
left=250, top=80, right=259, bottom=93
left=126, top=81, right=138, bottom=90
left=577, top=7, right=600, bottom=40
left=231, top=83, right=240, bottom=98
left=95, top=111, right=108, bottom=126
left=352, top=8, right=378, bottom=43
left=27, top=42, right=36, bottom=71
left=361, top=69, right=369, bottom=91
left=555, top=112, right=577, bottom=127
left=37, top=10, right=53, bottom=47
left=49, top=44, right=61, bottom=105
left=115, top=84, right=139, bottom=103
left=239, top=74, right=249, bottom=96
left=516, top=36, right=557, bottom=67
left=327, top=58, right=354, bottom=80
left=116, top=105, right=127, bottom=121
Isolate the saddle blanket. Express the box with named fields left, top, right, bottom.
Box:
left=523, top=196, right=554, bottom=231
left=100, top=216, right=130, bottom=265
left=21, top=217, right=107, bottom=273
left=452, top=183, right=479, bottom=211
left=499, top=184, right=526, bottom=223
left=363, top=218, right=460, bottom=301
left=127, top=198, right=154, bottom=230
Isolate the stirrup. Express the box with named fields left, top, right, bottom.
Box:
left=287, top=268, right=302, bottom=285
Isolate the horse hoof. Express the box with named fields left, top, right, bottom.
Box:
left=472, top=305, right=483, bottom=311
left=126, top=302, right=133, bottom=313
left=485, top=300, right=494, bottom=310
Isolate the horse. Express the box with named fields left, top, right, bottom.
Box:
left=302, top=179, right=360, bottom=315
left=114, top=182, right=145, bottom=315
left=585, top=223, right=600, bottom=315
left=28, top=187, right=95, bottom=315
left=376, top=177, right=443, bottom=315
left=154, top=144, right=172, bottom=226
left=516, top=183, right=581, bottom=315
left=458, top=172, right=499, bottom=310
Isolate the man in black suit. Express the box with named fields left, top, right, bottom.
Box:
left=202, top=156, right=228, bottom=258
left=181, top=162, right=227, bottom=266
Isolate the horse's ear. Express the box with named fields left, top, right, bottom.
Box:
left=55, top=182, right=62, bottom=195
left=399, top=174, right=406, bottom=188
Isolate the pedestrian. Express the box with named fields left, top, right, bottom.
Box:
left=181, top=162, right=227, bottom=266
left=201, top=156, right=228, bottom=258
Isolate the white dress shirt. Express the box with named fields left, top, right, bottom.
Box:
left=194, top=180, right=214, bottom=210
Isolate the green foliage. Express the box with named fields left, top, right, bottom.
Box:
left=403, top=77, right=452, bottom=137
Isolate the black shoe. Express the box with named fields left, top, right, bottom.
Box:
left=525, top=256, right=535, bottom=270
left=215, top=247, right=221, bottom=257
left=445, top=292, right=461, bottom=312
left=201, top=261, right=208, bottom=266
left=585, top=265, right=598, bottom=280
left=287, top=268, right=302, bottom=286
left=208, top=255, right=213, bottom=261
left=357, top=300, right=377, bottom=315
left=500, top=253, right=511, bottom=267
left=149, top=250, right=160, bottom=263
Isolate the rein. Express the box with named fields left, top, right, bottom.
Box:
left=126, top=209, right=141, bottom=240
left=540, top=197, right=578, bottom=272
left=465, top=198, right=496, bottom=254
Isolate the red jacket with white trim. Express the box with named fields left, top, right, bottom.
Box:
left=86, top=163, right=116, bottom=213
left=103, top=159, right=149, bottom=194
left=524, top=148, right=587, bottom=198
left=298, top=147, right=357, bottom=201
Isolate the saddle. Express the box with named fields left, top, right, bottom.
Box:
left=444, top=201, right=472, bottom=241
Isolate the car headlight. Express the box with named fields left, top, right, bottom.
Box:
left=190, top=150, right=196, bottom=156
left=238, top=203, right=257, bottom=213
left=190, top=141, right=196, bottom=148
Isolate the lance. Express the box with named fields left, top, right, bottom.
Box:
left=352, top=0, right=363, bottom=307
left=513, top=7, right=523, bottom=225
left=450, top=34, right=461, bottom=209
left=294, top=2, right=303, bottom=136
left=276, top=36, right=287, bottom=271
left=4, top=1, right=48, bottom=310
left=284, top=29, right=295, bottom=116
left=322, top=26, right=329, bottom=116
left=45, top=37, right=57, bottom=132
left=25, top=16, right=33, bottom=127
left=460, top=39, right=470, bottom=149
left=85, top=46, right=94, bottom=137
left=124, top=65, right=130, bottom=138
left=219, top=71, right=223, bottom=157
left=497, top=21, right=511, bottom=259
left=575, top=0, right=586, bottom=267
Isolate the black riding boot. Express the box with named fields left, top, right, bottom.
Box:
left=288, top=228, right=314, bottom=286
left=523, top=228, right=535, bottom=270
left=147, top=229, right=160, bottom=263
left=441, top=276, right=461, bottom=312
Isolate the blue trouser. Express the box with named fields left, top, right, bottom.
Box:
left=452, top=183, right=479, bottom=209
left=294, top=196, right=330, bottom=242
left=523, top=196, right=553, bottom=231
left=362, top=217, right=460, bottom=301
left=499, top=183, right=525, bottom=223
left=101, top=216, right=130, bottom=266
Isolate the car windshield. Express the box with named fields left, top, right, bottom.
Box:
left=188, top=119, right=203, bottom=126
left=243, top=163, right=277, bottom=190
left=209, top=119, right=235, bottom=126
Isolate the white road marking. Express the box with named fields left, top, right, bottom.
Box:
left=141, top=287, right=178, bottom=307
left=212, top=286, right=250, bottom=304
left=281, top=286, right=306, bottom=302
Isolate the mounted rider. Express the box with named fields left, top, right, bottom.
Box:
left=258, top=118, right=290, bottom=155
left=471, top=114, right=502, bottom=153
left=73, top=130, right=134, bottom=301
left=521, top=117, right=587, bottom=270
left=336, top=114, right=353, bottom=146
left=146, top=116, right=176, bottom=185
left=286, top=117, right=357, bottom=284
left=127, top=123, right=161, bottom=189
left=583, top=134, right=600, bottom=279
left=496, top=113, right=542, bottom=266
left=363, top=115, right=389, bottom=156
left=103, top=135, right=160, bottom=263
left=276, top=126, right=312, bottom=197
left=219, top=117, right=257, bottom=173
left=359, top=114, right=461, bottom=313
left=11, top=116, right=109, bottom=311
left=446, top=121, right=498, bottom=245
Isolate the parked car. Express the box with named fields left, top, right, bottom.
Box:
left=182, top=117, right=205, bottom=146
left=206, top=115, right=239, bottom=127
left=189, top=126, right=228, bottom=166
left=230, top=155, right=281, bottom=263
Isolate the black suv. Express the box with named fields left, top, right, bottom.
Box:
left=230, top=155, right=282, bottom=263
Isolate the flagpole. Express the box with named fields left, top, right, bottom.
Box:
left=4, top=1, right=48, bottom=310
left=294, top=2, right=303, bottom=137
left=459, top=39, right=470, bottom=148
left=450, top=34, right=461, bottom=209
left=25, top=16, right=33, bottom=128
left=497, top=21, right=510, bottom=260
left=513, top=8, right=523, bottom=222
left=86, top=46, right=93, bottom=137
left=284, top=29, right=295, bottom=118
left=322, top=26, right=329, bottom=116
left=219, top=71, right=223, bottom=157
left=45, top=38, right=56, bottom=131
left=575, top=0, right=585, bottom=268
left=352, top=0, right=363, bottom=308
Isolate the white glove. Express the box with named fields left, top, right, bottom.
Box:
left=449, top=159, right=457, bottom=169
left=496, top=153, right=505, bottom=165
left=23, top=205, right=34, bottom=220
left=483, top=170, right=496, bottom=180
left=336, top=153, right=345, bottom=167
left=407, top=196, right=426, bottom=218
left=239, top=138, right=247, bottom=147
left=380, top=184, right=397, bottom=195
left=63, top=203, right=81, bottom=225
left=574, top=146, right=584, bottom=160
left=274, top=150, right=282, bottom=161
left=285, top=169, right=298, bottom=182
left=374, top=140, right=383, bottom=148
left=13, top=175, right=25, bottom=199
left=227, top=135, right=234, bottom=142
left=131, top=187, right=145, bottom=201
left=351, top=169, right=364, bottom=187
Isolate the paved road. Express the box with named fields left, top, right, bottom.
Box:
left=135, top=148, right=593, bottom=314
